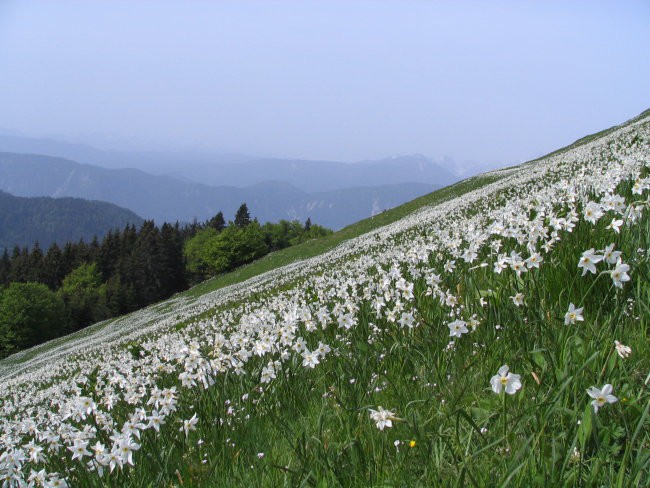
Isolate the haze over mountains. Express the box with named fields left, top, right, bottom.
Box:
left=0, top=133, right=458, bottom=188
left=0, top=141, right=457, bottom=231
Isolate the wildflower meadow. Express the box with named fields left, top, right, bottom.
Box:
left=1, top=111, right=649, bottom=486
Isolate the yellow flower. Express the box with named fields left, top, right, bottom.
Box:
left=409, top=440, right=416, bottom=448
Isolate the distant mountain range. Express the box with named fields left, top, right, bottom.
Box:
left=0, top=190, right=143, bottom=251
left=0, top=152, right=442, bottom=230
left=171, top=154, right=457, bottom=192
left=0, top=134, right=458, bottom=191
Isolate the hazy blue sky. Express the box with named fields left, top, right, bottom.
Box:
left=0, top=0, right=648, bottom=169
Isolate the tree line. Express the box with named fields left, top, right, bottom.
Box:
left=0, top=204, right=331, bottom=358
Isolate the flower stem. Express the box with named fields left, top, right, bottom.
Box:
left=502, top=392, right=507, bottom=444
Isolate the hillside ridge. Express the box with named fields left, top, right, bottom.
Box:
left=0, top=190, right=144, bottom=251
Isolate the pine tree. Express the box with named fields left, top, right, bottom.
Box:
left=131, top=220, right=162, bottom=306
left=28, top=242, right=44, bottom=282
left=62, top=242, right=82, bottom=278
left=234, top=203, right=251, bottom=228
left=43, top=243, right=65, bottom=289
left=98, top=230, right=120, bottom=279
left=8, top=246, right=29, bottom=283
left=207, top=211, right=226, bottom=232
left=0, top=249, right=10, bottom=286
left=160, top=222, right=187, bottom=296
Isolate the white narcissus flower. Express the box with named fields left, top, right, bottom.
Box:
left=490, top=365, right=522, bottom=395
left=578, top=248, right=603, bottom=276
left=48, top=476, right=69, bottom=487
left=301, top=349, right=320, bottom=369
left=114, top=436, right=140, bottom=467
left=369, top=406, right=398, bottom=431
left=610, top=259, right=630, bottom=288
left=147, top=410, right=165, bottom=432
left=583, top=201, right=603, bottom=224
left=587, top=384, right=618, bottom=413
left=179, top=413, right=199, bottom=437
left=510, top=293, right=525, bottom=307
left=606, top=218, right=623, bottom=234
left=448, top=319, right=469, bottom=338
left=444, top=260, right=456, bottom=273
left=614, top=340, right=631, bottom=358
left=68, top=439, right=91, bottom=461
left=602, top=243, right=622, bottom=265
left=564, top=303, right=584, bottom=325
left=525, top=252, right=543, bottom=269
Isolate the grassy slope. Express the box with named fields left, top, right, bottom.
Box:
left=1, top=110, right=649, bottom=488
left=115, top=112, right=649, bottom=486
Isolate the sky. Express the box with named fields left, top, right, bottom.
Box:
left=0, top=0, right=648, bottom=170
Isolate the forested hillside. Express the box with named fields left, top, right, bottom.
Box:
left=0, top=190, right=143, bottom=250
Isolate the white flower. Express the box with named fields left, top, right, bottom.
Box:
left=116, top=435, right=140, bottom=466
left=584, top=201, right=604, bottom=224
left=147, top=410, right=165, bottom=432
left=77, top=396, right=96, bottom=416
left=564, top=303, right=584, bottom=325
left=337, top=313, right=355, bottom=329
left=610, top=259, right=630, bottom=288
left=578, top=248, right=603, bottom=276
left=614, top=340, right=631, bottom=358
left=586, top=384, right=618, bottom=413
left=106, top=449, right=123, bottom=473
left=315, top=341, right=331, bottom=358
left=397, top=311, right=415, bottom=329
left=525, top=252, right=543, bottom=269
left=490, top=365, right=522, bottom=395
left=602, top=243, right=622, bottom=265
left=260, top=363, right=277, bottom=383
left=444, top=260, right=456, bottom=273
left=68, top=439, right=92, bottom=461
left=179, top=414, right=199, bottom=437
left=510, top=293, right=525, bottom=307
left=46, top=475, right=69, bottom=487
left=606, top=218, right=623, bottom=234
left=369, top=406, right=397, bottom=431
left=301, top=349, right=320, bottom=369
left=448, top=319, right=469, bottom=338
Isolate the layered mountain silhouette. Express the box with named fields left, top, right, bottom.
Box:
left=0, top=151, right=451, bottom=229
left=0, top=134, right=458, bottom=190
